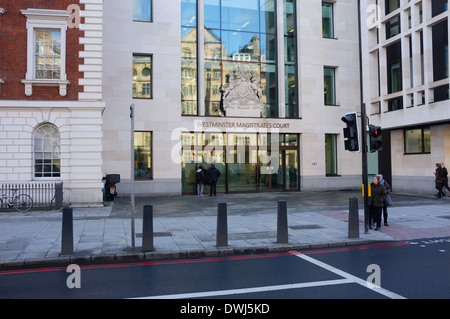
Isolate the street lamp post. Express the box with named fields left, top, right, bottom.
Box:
left=130, top=104, right=136, bottom=249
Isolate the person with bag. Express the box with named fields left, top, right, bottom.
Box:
left=377, top=174, right=392, bottom=226
left=369, top=175, right=386, bottom=231
left=195, top=165, right=206, bottom=196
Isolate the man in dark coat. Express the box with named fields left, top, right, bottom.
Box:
left=435, top=163, right=445, bottom=198
left=207, top=163, right=221, bottom=196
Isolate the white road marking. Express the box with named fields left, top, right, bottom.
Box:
left=132, top=252, right=407, bottom=299
left=295, top=254, right=407, bottom=299
left=132, top=278, right=353, bottom=299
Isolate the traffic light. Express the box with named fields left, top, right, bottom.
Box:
left=369, top=125, right=383, bottom=152
left=341, top=112, right=359, bottom=152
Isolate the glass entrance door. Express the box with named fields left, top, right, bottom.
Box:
left=181, top=133, right=300, bottom=194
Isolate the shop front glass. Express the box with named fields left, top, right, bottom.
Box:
left=181, top=132, right=299, bottom=194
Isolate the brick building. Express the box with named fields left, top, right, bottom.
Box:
left=0, top=0, right=105, bottom=205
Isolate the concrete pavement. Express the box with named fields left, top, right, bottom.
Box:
left=1, top=190, right=450, bottom=269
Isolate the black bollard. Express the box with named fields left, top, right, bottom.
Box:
left=142, top=204, right=154, bottom=252
left=277, top=200, right=289, bottom=244
left=216, top=202, right=228, bottom=247
left=61, top=206, right=74, bottom=256
left=348, top=197, right=360, bottom=238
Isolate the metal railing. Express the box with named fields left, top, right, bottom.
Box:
left=0, top=182, right=63, bottom=211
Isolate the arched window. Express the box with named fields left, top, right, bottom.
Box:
left=34, top=124, right=61, bottom=178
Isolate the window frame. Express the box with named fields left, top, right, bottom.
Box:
left=134, top=131, right=153, bottom=180
left=404, top=127, right=431, bottom=155
left=325, top=134, right=338, bottom=176
left=322, top=2, right=335, bottom=39
left=132, top=54, right=153, bottom=99
left=133, top=0, right=152, bottom=23
left=324, top=66, right=337, bottom=105
left=21, top=9, right=70, bottom=97
left=33, top=124, right=61, bottom=180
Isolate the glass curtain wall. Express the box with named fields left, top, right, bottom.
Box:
left=204, top=0, right=278, bottom=117
left=181, top=133, right=299, bottom=193
left=182, top=0, right=198, bottom=115
left=284, top=0, right=298, bottom=118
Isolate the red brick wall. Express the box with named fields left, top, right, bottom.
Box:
left=0, top=0, right=84, bottom=100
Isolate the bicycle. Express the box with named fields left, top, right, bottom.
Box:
left=0, top=189, right=33, bottom=213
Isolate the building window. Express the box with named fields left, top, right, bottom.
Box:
left=182, top=0, right=198, bottom=116
left=21, top=9, right=69, bottom=96
left=202, top=0, right=278, bottom=117
left=434, top=84, right=450, bottom=102
left=432, top=0, right=448, bottom=17
left=285, top=0, right=298, bottom=118
left=133, top=54, right=152, bottom=99
left=35, top=30, right=62, bottom=80
left=404, top=127, right=431, bottom=154
left=432, top=19, right=449, bottom=82
left=385, top=0, right=400, bottom=15
left=386, top=41, right=402, bottom=94
left=386, top=15, right=400, bottom=39
left=322, top=2, right=334, bottom=38
left=34, top=124, right=61, bottom=179
left=388, top=96, right=403, bottom=111
left=325, top=134, right=338, bottom=176
left=324, top=67, right=336, bottom=105
left=133, top=0, right=152, bottom=22
left=135, top=132, right=153, bottom=179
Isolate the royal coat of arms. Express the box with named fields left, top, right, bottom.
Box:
left=222, top=68, right=264, bottom=117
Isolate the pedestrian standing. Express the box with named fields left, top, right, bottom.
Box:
left=441, top=162, right=450, bottom=195
left=370, top=175, right=386, bottom=231
left=434, top=163, right=445, bottom=198
left=377, top=174, right=391, bottom=226
left=207, top=163, right=221, bottom=196
left=195, top=165, right=206, bottom=196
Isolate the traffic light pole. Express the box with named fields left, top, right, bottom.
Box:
left=360, top=110, right=369, bottom=234
left=357, top=0, right=370, bottom=233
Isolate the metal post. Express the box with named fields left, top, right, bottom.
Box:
left=61, top=206, right=73, bottom=255
left=130, top=104, right=136, bottom=249
left=216, top=202, right=228, bottom=247
left=357, top=0, right=370, bottom=233
left=142, top=204, right=154, bottom=252
left=55, top=182, right=63, bottom=210
left=348, top=197, right=360, bottom=238
left=277, top=200, right=288, bottom=244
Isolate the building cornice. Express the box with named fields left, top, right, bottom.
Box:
left=0, top=100, right=105, bottom=110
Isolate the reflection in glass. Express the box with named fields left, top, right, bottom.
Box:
left=133, top=55, right=152, bottom=99
left=284, top=0, right=298, bottom=118
left=181, top=0, right=197, bottom=27
left=35, top=30, right=61, bottom=80
left=221, top=31, right=260, bottom=62
left=202, top=0, right=279, bottom=118
left=182, top=133, right=299, bottom=193
left=324, top=67, right=336, bottom=105
left=221, top=0, right=259, bottom=33
left=34, top=124, right=61, bottom=178
left=133, top=0, right=152, bottom=22
left=134, top=132, right=152, bottom=179
left=205, top=0, right=221, bottom=29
